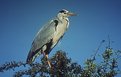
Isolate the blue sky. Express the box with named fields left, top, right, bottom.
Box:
left=0, top=0, right=121, bottom=76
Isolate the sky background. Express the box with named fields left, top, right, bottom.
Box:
left=0, top=0, right=121, bottom=77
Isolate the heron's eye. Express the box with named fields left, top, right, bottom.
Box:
left=64, top=12, right=66, bottom=14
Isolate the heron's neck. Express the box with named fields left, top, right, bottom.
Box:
left=57, top=15, right=69, bottom=23
left=56, top=15, right=69, bottom=29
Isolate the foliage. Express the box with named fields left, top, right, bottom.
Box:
left=82, top=48, right=121, bottom=77
left=0, top=43, right=121, bottom=77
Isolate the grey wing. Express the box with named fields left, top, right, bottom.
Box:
left=32, top=20, right=56, bottom=51
left=26, top=20, right=57, bottom=63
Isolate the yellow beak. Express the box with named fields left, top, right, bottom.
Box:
left=67, top=12, right=76, bottom=16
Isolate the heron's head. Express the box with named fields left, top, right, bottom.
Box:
left=57, top=9, right=76, bottom=19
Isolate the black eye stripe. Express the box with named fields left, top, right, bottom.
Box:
left=59, top=10, right=65, bottom=13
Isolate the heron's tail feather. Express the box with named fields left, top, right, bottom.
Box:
left=26, top=49, right=41, bottom=64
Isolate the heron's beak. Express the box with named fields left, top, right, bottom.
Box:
left=67, top=12, right=76, bottom=16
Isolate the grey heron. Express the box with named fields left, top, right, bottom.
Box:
left=26, top=9, right=75, bottom=67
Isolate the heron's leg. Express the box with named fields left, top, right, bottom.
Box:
left=42, top=53, right=51, bottom=68
left=45, top=54, right=51, bottom=68
left=42, top=45, right=51, bottom=68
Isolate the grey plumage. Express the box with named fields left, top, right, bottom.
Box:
left=26, top=9, right=75, bottom=64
